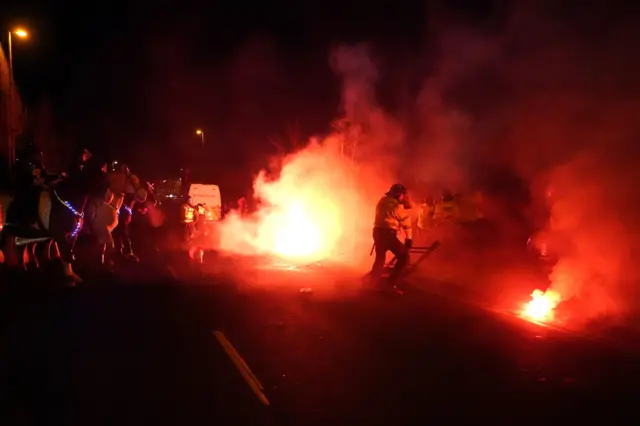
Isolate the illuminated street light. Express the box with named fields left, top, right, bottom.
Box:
left=6, top=27, right=30, bottom=167
left=13, top=28, right=28, bottom=38
left=195, top=129, right=204, bottom=147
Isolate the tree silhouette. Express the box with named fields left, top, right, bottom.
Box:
left=268, top=120, right=304, bottom=156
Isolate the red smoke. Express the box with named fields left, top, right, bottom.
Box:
left=209, top=2, right=640, bottom=327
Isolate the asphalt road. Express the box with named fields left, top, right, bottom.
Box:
left=2, top=261, right=640, bottom=426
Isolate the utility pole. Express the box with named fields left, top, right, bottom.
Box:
left=6, top=28, right=28, bottom=168
left=7, top=30, right=14, bottom=167
left=195, top=128, right=206, bottom=150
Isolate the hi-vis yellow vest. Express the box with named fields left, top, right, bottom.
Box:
left=433, top=200, right=459, bottom=222
left=374, top=195, right=413, bottom=239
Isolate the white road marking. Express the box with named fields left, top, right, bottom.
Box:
left=166, top=266, right=177, bottom=278
left=212, top=330, right=270, bottom=406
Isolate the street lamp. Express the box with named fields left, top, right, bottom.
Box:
left=195, top=129, right=204, bottom=148
left=7, top=27, right=28, bottom=167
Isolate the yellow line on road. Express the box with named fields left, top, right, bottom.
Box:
left=212, top=330, right=270, bottom=406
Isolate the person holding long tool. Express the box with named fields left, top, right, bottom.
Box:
left=369, top=183, right=413, bottom=295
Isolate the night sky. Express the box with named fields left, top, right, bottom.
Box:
left=4, top=0, right=634, bottom=197
left=1, top=0, right=498, bottom=188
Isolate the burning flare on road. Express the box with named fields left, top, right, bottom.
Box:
left=522, top=289, right=561, bottom=323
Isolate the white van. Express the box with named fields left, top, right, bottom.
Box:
left=183, top=183, right=222, bottom=223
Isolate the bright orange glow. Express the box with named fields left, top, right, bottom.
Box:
left=216, top=141, right=381, bottom=265
left=13, top=29, right=28, bottom=38
left=195, top=129, right=203, bottom=135
left=250, top=170, right=342, bottom=262
left=271, top=201, right=325, bottom=258
left=522, top=289, right=561, bottom=322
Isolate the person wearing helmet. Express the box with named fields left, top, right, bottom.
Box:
left=369, top=183, right=413, bottom=295
left=433, top=188, right=460, bottom=223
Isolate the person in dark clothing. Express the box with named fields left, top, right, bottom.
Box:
left=85, top=160, right=110, bottom=199
left=13, top=145, right=42, bottom=186
left=113, top=206, right=137, bottom=260
left=111, top=163, right=139, bottom=261
left=7, top=147, right=50, bottom=227
left=67, top=148, right=92, bottom=184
